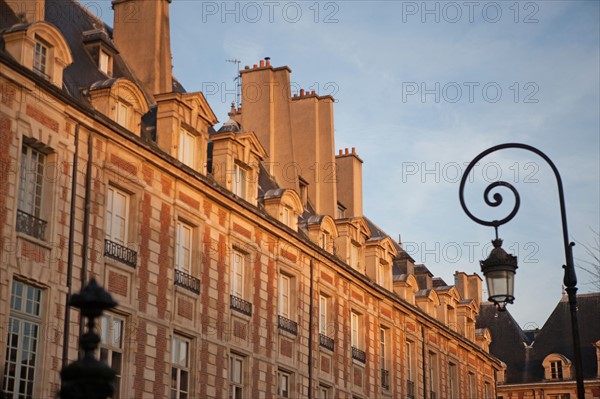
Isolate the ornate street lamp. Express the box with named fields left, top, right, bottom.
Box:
left=459, top=143, right=584, bottom=399
left=60, top=278, right=118, bottom=399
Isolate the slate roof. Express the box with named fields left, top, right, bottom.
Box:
left=477, top=293, right=600, bottom=384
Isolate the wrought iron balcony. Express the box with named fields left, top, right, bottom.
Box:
left=351, top=346, right=366, bottom=363
left=174, top=269, right=200, bottom=294
left=230, top=295, right=252, bottom=316
left=407, top=379, right=415, bottom=399
left=16, top=209, right=47, bottom=240
left=104, top=239, right=137, bottom=268
left=278, top=315, right=298, bottom=335
left=381, top=369, right=390, bottom=390
left=319, top=333, right=334, bottom=351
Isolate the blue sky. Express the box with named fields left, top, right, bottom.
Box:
left=96, top=0, right=599, bottom=328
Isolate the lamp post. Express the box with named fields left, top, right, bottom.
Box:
left=458, top=143, right=584, bottom=399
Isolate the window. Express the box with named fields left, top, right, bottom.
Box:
left=378, top=262, right=387, bottom=287
left=406, top=341, right=415, bottom=384
left=428, top=352, right=438, bottom=398
left=33, top=38, right=49, bottom=77
left=175, top=221, right=193, bottom=274
left=380, top=327, right=390, bottom=390
left=350, top=244, right=359, bottom=269
left=277, top=370, right=291, bottom=398
left=350, top=311, right=365, bottom=362
left=337, top=203, right=346, bottom=219
left=17, top=143, right=47, bottom=240
left=100, top=314, right=124, bottom=399
left=319, top=294, right=329, bottom=335
left=231, top=250, right=245, bottom=299
left=484, top=381, right=492, bottom=399
left=468, top=371, right=476, bottom=398
left=115, top=100, right=130, bottom=127
left=229, top=354, right=244, bottom=399
left=279, top=274, right=291, bottom=318
left=351, top=311, right=360, bottom=348
left=2, top=281, right=42, bottom=398
left=99, top=49, right=111, bottom=75
left=550, top=360, right=563, bottom=379
left=318, top=385, right=330, bottom=399
left=171, top=335, right=190, bottom=399
left=178, top=130, right=196, bottom=168
left=232, top=163, right=247, bottom=198
left=448, top=363, right=458, bottom=399
left=106, top=186, right=129, bottom=245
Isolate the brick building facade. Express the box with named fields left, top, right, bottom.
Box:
left=0, top=0, right=503, bottom=397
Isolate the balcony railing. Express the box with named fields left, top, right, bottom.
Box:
left=174, top=269, right=200, bottom=294
left=381, top=369, right=390, bottom=390
left=104, top=239, right=137, bottom=268
left=319, top=333, right=334, bottom=351
left=278, top=315, right=298, bottom=335
left=351, top=346, right=366, bottom=363
left=230, top=295, right=252, bottom=316
left=407, top=379, right=415, bottom=399
left=16, top=209, right=47, bottom=240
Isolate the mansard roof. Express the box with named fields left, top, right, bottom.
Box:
left=477, top=292, right=600, bottom=384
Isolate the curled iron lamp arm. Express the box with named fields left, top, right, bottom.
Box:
left=459, top=143, right=584, bottom=399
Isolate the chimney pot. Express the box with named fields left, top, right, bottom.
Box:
left=253, top=64, right=258, bottom=68
left=245, top=65, right=250, bottom=70
left=345, top=148, right=349, bottom=155
left=339, top=149, right=343, bottom=155
left=300, top=89, right=305, bottom=96
left=265, top=57, right=271, bottom=66
left=311, top=90, right=316, bottom=95
left=259, top=60, right=265, bottom=67
left=351, top=147, right=356, bottom=154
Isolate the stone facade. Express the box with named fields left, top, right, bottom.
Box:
left=0, top=0, right=503, bottom=398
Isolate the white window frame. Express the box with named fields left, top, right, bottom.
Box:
left=175, top=221, right=193, bottom=274
left=449, top=362, right=458, bottom=399
left=99, top=49, right=111, bottom=75
left=428, top=351, right=438, bottom=396
left=232, top=163, right=247, bottom=198
left=350, top=244, right=359, bottom=269
left=2, top=281, right=43, bottom=399
left=380, top=327, right=388, bottom=371
left=550, top=360, right=563, bottom=379
left=171, top=334, right=190, bottom=399
left=229, top=353, right=244, bottom=399
left=277, top=369, right=291, bottom=398
left=231, top=249, right=245, bottom=299
left=178, top=129, right=196, bottom=168
left=106, top=186, right=130, bottom=245
left=350, top=311, right=362, bottom=349
left=378, top=262, right=387, bottom=287
left=18, top=144, right=46, bottom=219
left=282, top=206, right=291, bottom=226
left=279, top=274, right=291, bottom=319
left=100, top=313, right=125, bottom=399
left=33, top=38, right=49, bottom=77
left=115, top=100, right=130, bottom=128
left=319, top=294, right=329, bottom=336
left=406, top=341, right=414, bottom=382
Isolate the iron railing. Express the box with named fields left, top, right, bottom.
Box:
left=278, top=315, right=298, bottom=335
left=230, top=295, right=252, bottom=316
left=351, top=346, right=366, bottom=363
left=174, top=269, right=200, bottom=294
left=16, top=209, right=47, bottom=240
left=381, top=369, right=390, bottom=390
left=104, top=239, right=137, bottom=268
left=407, top=379, right=415, bottom=399
left=319, top=333, right=334, bottom=351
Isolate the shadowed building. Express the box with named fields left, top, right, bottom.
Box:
left=477, top=293, right=600, bottom=399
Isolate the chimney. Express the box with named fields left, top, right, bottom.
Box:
left=7, top=0, right=45, bottom=23
left=112, top=0, right=173, bottom=98
left=335, top=148, right=363, bottom=217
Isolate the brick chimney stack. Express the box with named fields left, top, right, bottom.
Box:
left=7, top=0, right=45, bottom=23
left=335, top=147, right=363, bottom=218
left=112, top=0, right=173, bottom=98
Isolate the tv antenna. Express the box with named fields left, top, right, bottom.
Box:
left=226, top=59, right=241, bottom=108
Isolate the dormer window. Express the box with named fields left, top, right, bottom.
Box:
left=282, top=207, right=291, bottom=226
left=178, top=129, right=196, bottom=168
left=33, top=37, right=49, bottom=78
left=99, top=49, right=111, bottom=75
left=350, top=243, right=360, bottom=269
left=543, top=354, right=571, bottom=381
left=232, top=163, right=247, bottom=198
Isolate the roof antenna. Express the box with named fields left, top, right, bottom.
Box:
left=225, top=59, right=241, bottom=109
